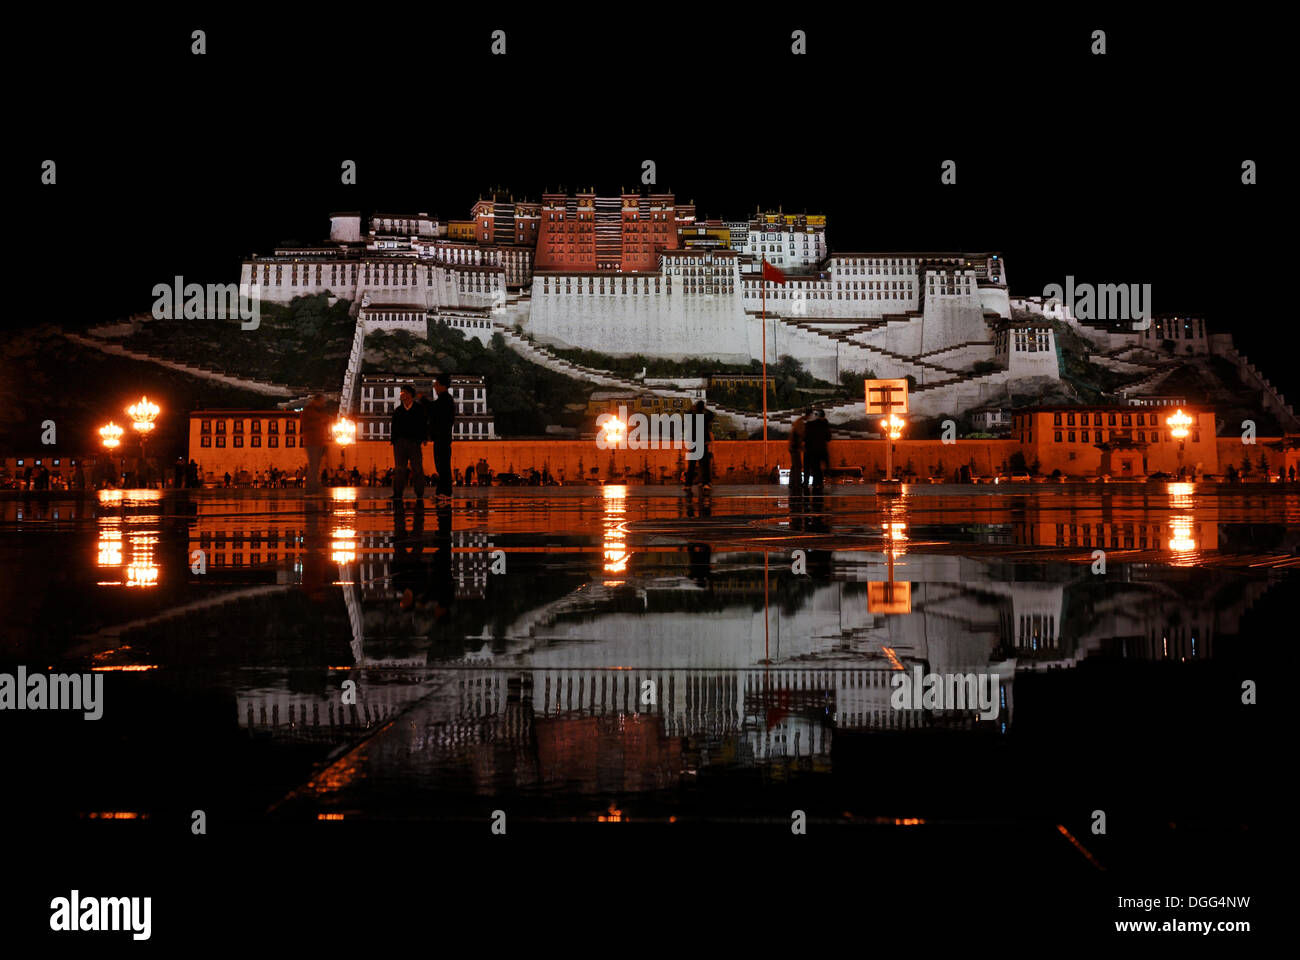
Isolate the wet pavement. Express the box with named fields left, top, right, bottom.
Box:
left=0, top=483, right=1284, bottom=877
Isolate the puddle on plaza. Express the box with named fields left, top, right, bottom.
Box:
left=0, top=485, right=1285, bottom=827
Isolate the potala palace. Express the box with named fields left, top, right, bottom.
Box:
left=237, top=193, right=1288, bottom=426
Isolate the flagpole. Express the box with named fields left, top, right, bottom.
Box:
left=761, top=257, right=768, bottom=473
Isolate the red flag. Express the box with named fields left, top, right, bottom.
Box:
left=762, top=258, right=787, bottom=285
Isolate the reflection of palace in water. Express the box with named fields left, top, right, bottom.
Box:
left=62, top=488, right=1276, bottom=787
left=235, top=542, right=1265, bottom=789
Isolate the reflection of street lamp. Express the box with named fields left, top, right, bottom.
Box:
left=883, top=414, right=906, bottom=482
left=1168, top=516, right=1196, bottom=553
left=1167, top=408, right=1192, bottom=479
left=127, top=397, right=160, bottom=488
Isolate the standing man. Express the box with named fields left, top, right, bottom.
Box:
left=301, top=394, right=330, bottom=494
left=428, top=372, right=456, bottom=501
left=683, top=400, right=716, bottom=491
left=788, top=408, right=810, bottom=494
left=391, top=385, right=429, bottom=500
left=804, top=408, right=831, bottom=494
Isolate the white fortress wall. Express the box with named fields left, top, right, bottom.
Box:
left=526, top=274, right=753, bottom=364
left=978, top=283, right=1012, bottom=319
left=240, top=259, right=506, bottom=312
left=920, top=288, right=997, bottom=352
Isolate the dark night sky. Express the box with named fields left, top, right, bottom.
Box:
left=11, top=11, right=1289, bottom=395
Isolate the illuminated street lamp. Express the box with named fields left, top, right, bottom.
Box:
left=127, top=396, right=160, bottom=487
left=99, top=421, right=125, bottom=489
left=332, top=416, right=356, bottom=476
left=600, top=416, right=626, bottom=447
left=128, top=396, right=160, bottom=434
left=332, top=417, right=356, bottom=446
left=1166, top=408, right=1193, bottom=479
left=99, top=422, right=124, bottom=449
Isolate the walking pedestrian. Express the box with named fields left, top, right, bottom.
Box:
left=301, top=395, right=330, bottom=494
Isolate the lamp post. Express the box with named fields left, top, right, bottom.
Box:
left=1167, top=408, right=1192, bottom=480
left=127, top=396, right=159, bottom=488
left=332, top=416, right=356, bottom=479
left=99, top=422, right=124, bottom=488
left=883, top=413, right=906, bottom=482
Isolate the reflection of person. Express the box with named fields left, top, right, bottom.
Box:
left=391, top=499, right=454, bottom=625
left=687, top=541, right=712, bottom=589
left=805, top=409, right=831, bottom=493
left=393, top=499, right=426, bottom=610
left=391, top=385, right=428, bottom=500
left=301, top=395, right=330, bottom=494
left=429, top=504, right=455, bottom=623
left=429, top=373, right=456, bottom=500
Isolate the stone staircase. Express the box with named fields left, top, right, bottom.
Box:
left=497, top=330, right=698, bottom=400
left=65, top=331, right=303, bottom=397
left=775, top=316, right=963, bottom=385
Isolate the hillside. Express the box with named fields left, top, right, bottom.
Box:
left=0, top=325, right=281, bottom=457
left=364, top=323, right=592, bottom=435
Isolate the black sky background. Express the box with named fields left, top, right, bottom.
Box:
left=11, top=10, right=1289, bottom=395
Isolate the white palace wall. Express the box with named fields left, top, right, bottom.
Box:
left=527, top=278, right=754, bottom=364
left=240, top=260, right=503, bottom=313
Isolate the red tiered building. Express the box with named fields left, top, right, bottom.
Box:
left=535, top=191, right=693, bottom=272
left=469, top=190, right=541, bottom=248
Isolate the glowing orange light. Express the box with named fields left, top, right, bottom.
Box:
left=884, top=413, right=905, bottom=440
left=99, top=421, right=125, bottom=449
left=1168, top=516, right=1195, bottom=553
left=90, top=665, right=159, bottom=672
left=97, top=529, right=123, bottom=567
left=332, top=417, right=356, bottom=446
left=602, top=485, right=630, bottom=572
left=127, top=397, right=160, bottom=434
left=1166, top=408, right=1193, bottom=440
left=600, top=417, right=626, bottom=446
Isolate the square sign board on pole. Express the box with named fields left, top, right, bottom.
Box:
left=865, top=378, right=909, bottom=416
